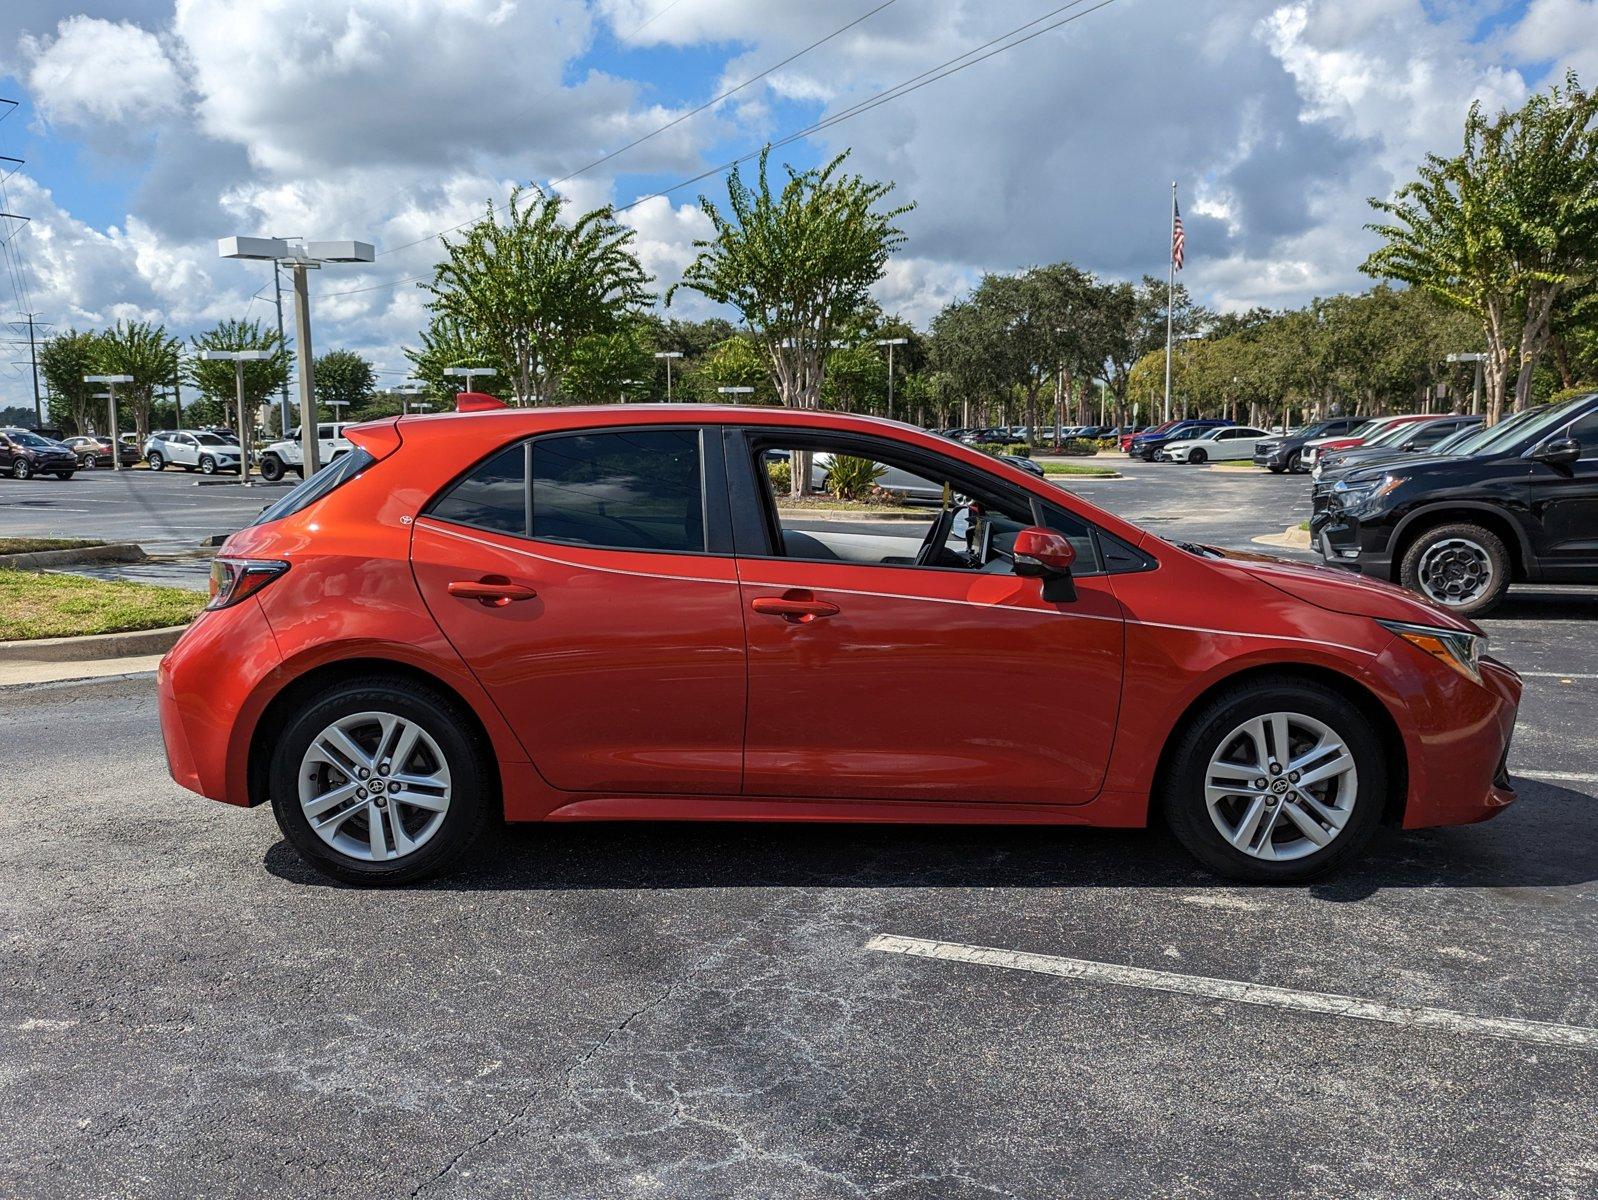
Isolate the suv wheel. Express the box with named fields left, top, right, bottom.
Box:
left=11, top=458, right=32, bottom=480
left=1285, top=450, right=1304, bottom=473
left=259, top=454, right=285, bottom=482
left=147, top=452, right=165, bottom=471
left=1162, top=676, right=1386, bottom=883
left=199, top=455, right=217, bottom=475
left=270, top=678, right=493, bottom=885
left=1399, top=522, right=1510, bottom=616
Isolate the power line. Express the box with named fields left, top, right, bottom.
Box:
left=376, top=0, right=902, bottom=259
left=326, top=0, right=1122, bottom=302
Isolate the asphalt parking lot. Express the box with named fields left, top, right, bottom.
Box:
left=2, top=457, right=1595, bottom=1198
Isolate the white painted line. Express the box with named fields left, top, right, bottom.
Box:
left=1514, top=770, right=1598, bottom=785
left=866, top=935, right=1598, bottom=1050
left=1519, top=671, right=1598, bottom=680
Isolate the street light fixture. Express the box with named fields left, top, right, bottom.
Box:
left=218, top=235, right=374, bottom=475
left=197, top=349, right=273, bottom=486
left=443, top=365, right=497, bottom=394
left=716, top=386, right=754, bottom=402
left=654, top=350, right=683, bottom=402
left=84, top=374, right=134, bottom=471
left=394, top=381, right=428, bottom=415
left=875, top=337, right=908, bottom=421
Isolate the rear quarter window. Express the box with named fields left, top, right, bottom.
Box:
left=252, top=448, right=375, bottom=526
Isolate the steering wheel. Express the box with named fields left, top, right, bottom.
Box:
left=913, top=505, right=960, bottom=567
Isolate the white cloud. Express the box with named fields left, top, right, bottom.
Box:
left=20, top=15, right=183, bottom=127
left=1507, top=0, right=1598, bottom=73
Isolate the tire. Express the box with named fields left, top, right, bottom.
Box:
left=1286, top=451, right=1304, bottom=473
left=147, top=452, right=165, bottom=471
left=1161, top=675, right=1387, bottom=883
left=269, top=677, right=494, bottom=885
left=199, top=455, right=217, bottom=475
left=259, top=455, right=285, bottom=483
left=1267, top=464, right=1286, bottom=474
left=12, top=459, right=32, bottom=480
left=53, top=472, right=74, bottom=481
left=1188, top=448, right=1207, bottom=464
left=1398, top=522, right=1511, bottom=617
left=79, top=456, right=95, bottom=470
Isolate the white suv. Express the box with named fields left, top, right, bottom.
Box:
left=257, top=423, right=354, bottom=481
left=145, top=429, right=243, bottom=474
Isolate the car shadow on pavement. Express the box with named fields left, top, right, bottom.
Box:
left=1485, top=588, right=1598, bottom=620
left=262, top=779, right=1595, bottom=896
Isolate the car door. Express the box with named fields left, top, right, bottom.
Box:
left=410, top=424, right=748, bottom=795
left=1212, top=429, right=1251, bottom=460
left=1527, top=410, right=1598, bottom=573
left=727, top=427, right=1127, bottom=807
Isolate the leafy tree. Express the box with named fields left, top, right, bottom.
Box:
left=403, top=312, right=507, bottom=405
left=1101, top=276, right=1203, bottom=426
left=94, top=320, right=181, bottom=444
left=698, top=336, right=776, bottom=404
left=425, top=186, right=653, bottom=404
left=1365, top=71, right=1598, bottom=421
left=186, top=319, right=290, bottom=433
left=670, top=148, right=911, bottom=410
left=313, top=349, right=376, bottom=417
left=561, top=330, right=655, bottom=403
left=39, top=330, right=102, bottom=435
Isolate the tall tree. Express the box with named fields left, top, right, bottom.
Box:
left=313, top=349, right=376, bottom=417
left=561, top=330, right=655, bottom=403
left=38, top=330, right=102, bottom=435
left=94, top=320, right=180, bottom=444
left=670, top=148, right=911, bottom=410
left=1365, top=71, right=1598, bottom=421
left=425, top=186, right=652, bottom=404
left=186, top=319, right=289, bottom=432
left=403, top=312, right=507, bottom=404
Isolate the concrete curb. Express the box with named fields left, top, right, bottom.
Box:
left=0, top=542, right=148, bottom=570
left=1043, top=471, right=1124, bottom=481
left=0, top=624, right=188, bottom=664
left=1251, top=525, right=1313, bottom=550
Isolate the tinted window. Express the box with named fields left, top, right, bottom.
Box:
left=1570, top=412, right=1598, bottom=455
left=195, top=433, right=227, bottom=445
left=429, top=443, right=528, bottom=535
left=253, top=449, right=375, bottom=527
left=532, top=429, right=704, bottom=553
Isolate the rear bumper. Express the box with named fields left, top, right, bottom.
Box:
left=158, top=598, right=283, bottom=806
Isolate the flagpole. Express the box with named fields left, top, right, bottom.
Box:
left=1163, top=180, right=1176, bottom=425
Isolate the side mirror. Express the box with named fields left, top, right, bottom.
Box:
left=1533, top=437, right=1581, bottom=467
left=1013, top=527, right=1078, bottom=602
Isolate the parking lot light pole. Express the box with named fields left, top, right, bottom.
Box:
left=84, top=374, right=134, bottom=470
left=716, top=386, right=754, bottom=403
left=198, top=350, right=273, bottom=486
left=1446, top=352, right=1487, bottom=417
left=443, top=366, right=496, bottom=398
left=875, top=338, right=908, bottom=421
left=219, top=236, right=375, bottom=476
left=654, top=351, right=682, bottom=402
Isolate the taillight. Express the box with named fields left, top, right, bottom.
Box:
left=207, top=558, right=290, bottom=610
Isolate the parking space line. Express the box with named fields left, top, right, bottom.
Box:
left=1514, top=769, right=1598, bottom=785
left=1518, top=671, right=1598, bottom=680
left=865, top=935, right=1598, bottom=1050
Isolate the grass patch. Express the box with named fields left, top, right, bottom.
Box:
left=1297, top=521, right=1311, bottom=531
left=775, top=497, right=918, bottom=515
left=1211, top=461, right=1258, bottom=470
left=1041, top=462, right=1119, bottom=477
left=0, top=537, right=103, bottom=556
left=0, top=569, right=204, bottom=641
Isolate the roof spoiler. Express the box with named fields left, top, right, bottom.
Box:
left=455, top=391, right=507, bottom=413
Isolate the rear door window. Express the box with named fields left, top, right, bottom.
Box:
left=531, top=429, right=705, bottom=553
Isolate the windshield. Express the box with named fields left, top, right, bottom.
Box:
left=1432, top=425, right=1485, bottom=455
left=1363, top=421, right=1422, bottom=448
left=1458, top=400, right=1585, bottom=457
left=194, top=432, right=228, bottom=446
left=9, top=431, right=52, bottom=448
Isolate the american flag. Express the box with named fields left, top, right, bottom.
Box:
left=1172, top=199, right=1186, bottom=270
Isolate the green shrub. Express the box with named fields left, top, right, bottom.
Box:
left=825, top=454, right=886, bottom=500
left=1002, top=442, right=1031, bottom=458
left=766, top=459, right=792, bottom=493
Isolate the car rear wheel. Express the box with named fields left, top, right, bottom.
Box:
left=11, top=459, right=32, bottom=479
left=1162, top=677, right=1386, bottom=883
left=1188, top=448, right=1207, bottom=464
left=1399, top=523, right=1510, bottom=616
left=270, top=678, right=493, bottom=885
left=147, top=452, right=165, bottom=471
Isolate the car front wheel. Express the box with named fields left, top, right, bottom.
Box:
left=1399, top=522, right=1510, bottom=616
left=270, top=677, right=493, bottom=885
left=259, top=455, right=285, bottom=482
left=1188, top=448, right=1207, bottom=464
left=1162, top=676, right=1386, bottom=883
left=53, top=471, right=74, bottom=481
left=147, top=452, right=165, bottom=471
left=11, top=459, right=32, bottom=479
left=199, top=455, right=217, bottom=475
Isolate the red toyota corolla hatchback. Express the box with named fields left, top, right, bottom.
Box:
left=159, top=403, right=1521, bottom=885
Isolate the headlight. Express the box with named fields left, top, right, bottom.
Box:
left=1378, top=619, right=1484, bottom=683
left=1332, top=474, right=1405, bottom=512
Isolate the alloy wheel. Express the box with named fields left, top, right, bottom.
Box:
left=1204, top=711, right=1358, bottom=862
left=297, top=711, right=452, bottom=863
left=13, top=459, right=31, bottom=479
left=1416, top=537, right=1493, bottom=607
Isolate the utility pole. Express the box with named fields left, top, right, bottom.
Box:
left=24, top=312, right=41, bottom=425
left=272, top=258, right=291, bottom=434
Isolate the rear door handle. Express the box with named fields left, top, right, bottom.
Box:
left=448, top=577, right=538, bottom=607
left=751, top=593, right=840, bottom=624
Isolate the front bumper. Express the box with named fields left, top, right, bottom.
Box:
left=1310, top=501, right=1394, bottom=579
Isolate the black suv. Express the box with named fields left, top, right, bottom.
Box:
left=1252, top=415, right=1367, bottom=473
left=1311, top=393, right=1598, bottom=614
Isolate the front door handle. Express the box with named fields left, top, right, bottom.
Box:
left=751, top=592, right=840, bottom=624
left=448, top=576, right=538, bottom=607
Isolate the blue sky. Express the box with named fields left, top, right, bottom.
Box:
left=0, top=0, right=1589, bottom=410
